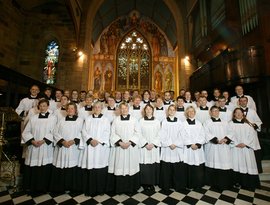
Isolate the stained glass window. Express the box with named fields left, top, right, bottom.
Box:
left=117, top=31, right=151, bottom=90
left=43, top=41, right=59, bottom=84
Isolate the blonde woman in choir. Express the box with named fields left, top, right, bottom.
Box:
left=139, top=104, right=161, bottom=191
left=79, top=102, right=111, bottom=196
left=204, top=106, right=233, bottom=190
left=229, top=108, right=260, bottom=190
left=107, top=102, right=141, bottom=194
left=50, top=102, right=83, bottom=192
left=159, top=104, right=186, bottom=191
left=181, top=106, right=206, bottom=190
left=22, top=99, right=56, bottom=193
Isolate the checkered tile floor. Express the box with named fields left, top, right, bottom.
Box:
left=0, top=182, right=270, bottom=205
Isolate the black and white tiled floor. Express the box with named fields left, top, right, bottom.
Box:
left=0, top=182, right=270, bottom=205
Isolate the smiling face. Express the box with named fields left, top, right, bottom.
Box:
left=235, top=86, right=244, bottom=96
left=168, top=105, right=176, bottom=117
left=39, top=102, right=49, bottom=113
left=143, top=91, right=150, bottom=100
left=186, top=107, right=196, bottom=118
left=60, top=96, right=69, bottom=106
left=120, top=104, right=129, bottom=115
left=85, top=97, right=93, bottom=106
left=210, top=107, right=219, bottom=118
left=67, top=104, right=76, bottom=116
left=234, top=108, right=244, bottom=120
left=30, top=85, right=40, bottom=96
left=144, top=105, right=154, bottom=117
left=93, top=103, right=102, bottom=115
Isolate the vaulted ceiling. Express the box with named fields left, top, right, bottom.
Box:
left=92, top=0, right=177, bottom=47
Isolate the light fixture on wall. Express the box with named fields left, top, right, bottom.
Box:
left=78, top=51, right=84, bottom=57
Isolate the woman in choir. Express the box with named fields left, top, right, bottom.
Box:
left=22, top=99, right=57, bottom=193
left=181, top=106, right=206, bottom=189
left=141, top=90, right=151, bottom=108
left=159, top=104, right=186, bottom=191
left=139, top=104, right=161, bottom=191
left=71, top=90, right=79, bottom=104
left=50, top=102, right=83, bottom=192
left=154, top=96, right=166, bottom=123
left=122, top=90, right=131, bottom=104
left=102, top=96, right=118, bottom=124
left=184, top=91, right=196, bottom=108
left=53, top=95, right=69, bottom=123
left=175, top=96, right=186, bottom=122
left=229, top=108, right=260, bottom=190
left=78, top=94, right=93, bottom=120
left=79, top=102, right=111, bottom=196
left=107, top=102, right=141, bottom=194
left=203, top=106, right=233, bottom=190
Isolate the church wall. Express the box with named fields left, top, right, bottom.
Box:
left=0, top=1, right=24, bottom=70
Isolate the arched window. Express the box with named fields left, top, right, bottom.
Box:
left=116, top=30, right=151, bottom=90
left=43, top=41, right=59, bottom=85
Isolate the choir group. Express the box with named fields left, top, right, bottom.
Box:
left=15, top=85, right=262, bottom=196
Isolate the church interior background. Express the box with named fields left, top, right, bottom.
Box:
left=0, top=0, right=270, bottom=204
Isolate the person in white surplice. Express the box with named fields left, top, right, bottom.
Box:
left=50, top=102, right=83, bottom=193
left=107, top=102, right=141, bottom=194
left=79, top=101, right=110, bottom=196
left=22, top=99, right=56, bottom=193
left=229, top=108, right=260, bottom=190
left=139, top=104, right=161, bottom=191
left=203, top=106, right=233, bottom=190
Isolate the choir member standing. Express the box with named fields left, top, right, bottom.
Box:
left=102, top=96, right=118, bottom=124
left=79, top=102, right=111, bottom=196
left=229, top=108, right=260, bottom=190
left=217, top=96, right=233, bottom=122
left=175, top=96, right=186, bottom=122
left=22, top=99, right=56, bottom=193
left=184, top=91, right=196, bottom=108
left=163, top=91, right=174, bottom=110
left=181, top=106, right=206, bottom=189
left=231, top=85, right=256, bottom=111
left=139, top=104, right=161, bottom=191
left=114, top=91, right=122, bottom=107
left=78, top=94, right=93, bottom=120
left=154, top=96, right=166, bottom=123
left=159, top=105, right=186, bottom=191
left=196, top=96, right=211, bottom=124
left=53, top=95, right=69, bottom=123
left=238, top=96, right=263, bottom=173
left=140, top=90, right=151, bottom=108
left=50, top=102, right=83, bottom=192
left=204, top=106, right=233, bottom=190
left=129, top=96, right=143, bottom=121
left=71, top=90, right=79, bottom=104
left=107, top=103, right=141, bottom=194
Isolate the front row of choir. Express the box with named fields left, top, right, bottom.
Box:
left=22, top=99, right=261, bottom=196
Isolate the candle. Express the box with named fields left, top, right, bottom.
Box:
left=1, top=113, right=4, bottom=127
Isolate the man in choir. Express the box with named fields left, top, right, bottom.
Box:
left=203, top=106, right=233, bottom=190
left=22, top=99, right=57, bottom=193
left=229, top=108, right=260, bottom=190
left=238, top=96, right=262, bottom=173
left=122, top=90, right=131, bottom=104
left=64, top=90, right=70, bottom=98
left=181, top=106, right=206, bottom=189
left=139, top=104, right=161, bottom=191
left=54, top=95, right=69, bottom=123
left=159, top=104, right=186, bottom=191
left=163, top=91, right=173, bottom=110
left=97, top=91, right=106, bottom=103
left=16, top=85, right=40, bottom=119
left=231, top=85, right=256, bottom=111
left=102, top=96, right=118, bottom=124
left=55, top=89, right=63, bottom=103
left=132, top=89, right=139, bottom=98
left=78, top=94, right=93, bottom=120
left=179, top=88, right=186, bottom=97
left=175, top=96, right=186, bottom=122
left=217, top=96, right=232, bottom=122
left=44, top=87, right=57, bottom=111
left=129, top=96, right=143, bottom=121
left=107, top=102, right=141, bottom=194
left=184, top=91, right=196, bottom=108
left=79, top=90, right=87, bottom=102
left=193, top=91, right=200, bottom=104
left=50, top=102, right=83, bottom=192
left=196, top=96, right=210, bottom=124
left=150, top=90, right=157, bottom=103
left=210, top=88, right=221, bottom=106
left=114, top=91, right=122, bottom=106
left=201, top=90, right=212, bottom=107
left=79, top=102, right=111, bottom=196
left=154, top=96, right=166, bottom=122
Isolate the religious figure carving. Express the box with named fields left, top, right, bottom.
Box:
left=94, top=67, right=102, bottom=91
left=164, top=67, right=173, bottom=91
left=104, top=69, right=113, bottom=91
left=154, top=70, right=162, bottom=92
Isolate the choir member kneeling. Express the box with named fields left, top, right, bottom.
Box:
left=22, top=99, right=56, bottom=193
left=203, top=106, right=233, bottom=190
left=50, top=102, right=83, bottom=193
left=139, top=104, right=161, bottom=191
left=181, top=106, right=206, bottom=190
left=229, top=108, right=260, bottom=190
left=78, top=102, right=111, bottom=196
left=159, top=105, right=186, bottom=191
left=107, top=102, right=141, bottom=194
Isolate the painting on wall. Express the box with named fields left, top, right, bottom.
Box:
left=104, top=63, right=113, bottom=91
